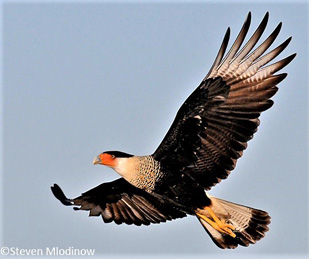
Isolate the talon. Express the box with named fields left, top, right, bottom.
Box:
left=222, top=226, right=236, bottom=238
left=222, top=221, right=236, bottom=231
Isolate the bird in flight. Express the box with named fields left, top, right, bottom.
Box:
left=51, top=12, right=295, bottom=249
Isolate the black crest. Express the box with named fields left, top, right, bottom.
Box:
left=103, top=151, right=134, bottom=158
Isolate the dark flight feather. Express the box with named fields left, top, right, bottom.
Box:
left=51, top=178, right=186, bottom=226
left=152, top=12, right=296, bottom=190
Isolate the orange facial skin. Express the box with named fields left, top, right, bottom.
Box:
left=99, top=153, right=116, bottom=167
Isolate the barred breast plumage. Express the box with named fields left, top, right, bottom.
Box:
left=129, top=156, right=163, bottom=193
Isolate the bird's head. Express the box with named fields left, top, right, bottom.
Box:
left=93, top=151, right=133, bottom=168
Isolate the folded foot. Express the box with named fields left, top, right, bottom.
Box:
left=196, top=206, right=236, bottom=238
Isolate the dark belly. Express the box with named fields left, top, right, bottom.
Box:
left=153, top=171, right=211, bottom=212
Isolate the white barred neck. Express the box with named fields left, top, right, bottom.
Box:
left=113, top=155, right=162, bottom=192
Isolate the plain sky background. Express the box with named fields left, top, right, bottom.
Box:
left=1, top=0, right=308, bottom=258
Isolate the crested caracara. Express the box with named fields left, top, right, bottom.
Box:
left=51, top=12, right=295, bottom=249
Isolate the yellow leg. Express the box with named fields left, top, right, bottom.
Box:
left=197, top=207, right=236, bottom=238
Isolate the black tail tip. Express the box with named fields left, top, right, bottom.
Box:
left=51, top=184, right=73, bottom=206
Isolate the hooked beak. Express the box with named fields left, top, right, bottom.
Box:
left=93, top=156, right=101, bottom=165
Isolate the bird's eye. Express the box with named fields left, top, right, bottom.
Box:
left=111, top=155, right=115, bottom=159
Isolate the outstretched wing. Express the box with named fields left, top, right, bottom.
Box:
left=51, top=178, right=186, bottom=226
left=152, top=12, right=296, bottom=190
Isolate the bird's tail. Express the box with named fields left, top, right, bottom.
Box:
left=195, top=195, right=271, bottom=249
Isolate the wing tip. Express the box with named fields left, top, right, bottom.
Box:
left=246, top=11, right=252, bottom=22
left=289, top=52, right=297, bottom=60
left=226, top=27, right=231, bottom=38
left=280, top=53, right=297, bottom=69
left=261, top=11, right=269, bottom=25
left=51, top=183, right=73, bottom=206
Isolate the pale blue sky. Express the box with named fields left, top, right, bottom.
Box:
left=1, top=1, right=308, bottom=258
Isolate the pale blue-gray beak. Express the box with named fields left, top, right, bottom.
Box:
left=93, top=156, right=101, bottom=165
